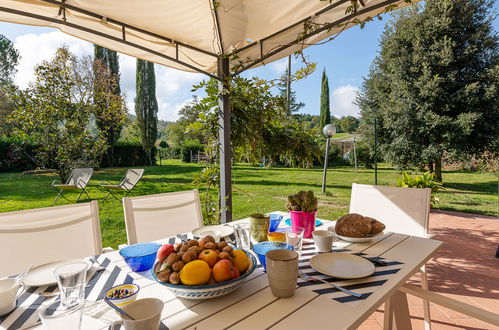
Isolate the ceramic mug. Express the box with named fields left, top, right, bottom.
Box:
left=111, top=298, right=163, bottom=330
left=0, top=278, right=25, bottom=315
left=266, top=249, right=298, bottom=298
left=312, top=230, right=335, bottom=252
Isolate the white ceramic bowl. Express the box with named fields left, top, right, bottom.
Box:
left=104, top=284, right=140, bottom=306
left=152, top=249, right=257, bottom=300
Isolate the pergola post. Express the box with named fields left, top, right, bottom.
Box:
left=218, top=57, right=232, bottom=223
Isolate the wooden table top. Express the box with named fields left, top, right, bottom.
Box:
left=23, top=212, right=442, bottom=330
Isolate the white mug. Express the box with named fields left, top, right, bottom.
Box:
left=312, top=230, right=335, bottom=252
left=111, top=298, right=163, bottom=330
left=0, top=278, right=25, bottom=315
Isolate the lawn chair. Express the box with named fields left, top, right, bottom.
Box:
left=52, top=168, right=94, bottom=204
left=99, top=169, right=144, bottom=202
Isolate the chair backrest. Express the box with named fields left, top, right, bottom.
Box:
left=349, top=183, right=431, bottom=237
left=123, top=190, right=203, bottom=244
left=121, top=169, right=144, bottom=190
left=67, top=168, right=94, bottom=188
left=0, top=201, right=102, bottom=277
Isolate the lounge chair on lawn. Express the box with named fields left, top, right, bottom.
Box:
left=99, top=168, right=144, bottom=202
left=52, top=168, right=94, bottom=204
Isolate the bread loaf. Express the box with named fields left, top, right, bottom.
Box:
left=335, top=213, right=385, bottom=238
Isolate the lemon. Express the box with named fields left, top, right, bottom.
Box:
left=179, top=260, right=211, bottom=286
left=232, top=249, right=250, bottom=273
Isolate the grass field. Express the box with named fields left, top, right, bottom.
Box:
left=0, top=160, right=497, bottom=248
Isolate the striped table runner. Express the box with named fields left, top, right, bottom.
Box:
left=0, top=255, right=134, bottom=330
left=297, top=242, right=404, bottom=307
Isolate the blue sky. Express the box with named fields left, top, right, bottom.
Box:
left=1, top=3, right=497, bottom=121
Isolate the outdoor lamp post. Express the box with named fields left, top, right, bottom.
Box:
left=322, top=124, right=336, bottom=194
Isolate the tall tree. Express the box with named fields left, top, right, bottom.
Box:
left=319, top=69, right=331, bottom=129
left=93, top=45, right=127, bottom=164
left=0, top=34, right=19, bottom=84
left=135, top=59, right=158, bottom=165
left=357, top=0, right=498, bottom=181
left=277, top=69, right=305, bottom=114
left=0, top=35, right=19, bottom=133
left=9, top=47, right=107, bottom=180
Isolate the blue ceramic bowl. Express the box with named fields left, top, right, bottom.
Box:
left=252, top=241, right=293, bottom=270
left=268, top=214, right=283, bottom=232
left=119, top=242, right=161, bottom=272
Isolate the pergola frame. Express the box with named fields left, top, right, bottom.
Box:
left=0, top=0, right=406, bottom=223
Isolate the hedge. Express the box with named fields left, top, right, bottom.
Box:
left=181, top=143, right=204, bottom=163
left=101, top=142, right=155, bottom=167
left=0, top=139, right=153, bottom=172
left=0, top=138, right=38, bottom=172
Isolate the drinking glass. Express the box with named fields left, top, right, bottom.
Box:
left=40, top=298, right=84, bottom=330
left=54, top=262, right=88, bottom=308
left=284, top=226, right=305, bottom=256
left=234, top=223, right=251, bottom=250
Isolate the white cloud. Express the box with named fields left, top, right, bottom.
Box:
left=14, top=31, right=92, bottom=88
left=331, top=85, right=360, bottom=117
left=269, top=58, right=289, bottom=74
left=12, top=30, right=204, bottom=121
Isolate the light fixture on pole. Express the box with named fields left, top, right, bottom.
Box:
left=322, top=124, right=336, bottom=194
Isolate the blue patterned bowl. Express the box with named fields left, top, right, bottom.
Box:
left=252, top=241, right=294, bottom=270
left=119, top=243, right=161, bottom=272
left=152, top=249, right=257, bottom=299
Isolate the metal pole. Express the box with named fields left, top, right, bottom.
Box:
left=286, top=55, right=291, bottom=113
left=218, top=57, right=232, bottom=223
left=374, top=116, right=378, bottom=185
left=322, top=137, right=331, bottom=193
left=353, top=138, right=357, bottom=172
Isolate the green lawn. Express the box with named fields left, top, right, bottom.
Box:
left=0, top=160, right=496, bottom=248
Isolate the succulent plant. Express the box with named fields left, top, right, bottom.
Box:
left=286, top=190, right=318, bottom=213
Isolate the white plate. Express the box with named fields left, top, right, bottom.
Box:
left=328, top=226, right=384, bottom=242
left=23, top=259, right=87, bottom=287
left=309, top=253, right=375, bottom=279
left=192, top=225, right=234, bottom=239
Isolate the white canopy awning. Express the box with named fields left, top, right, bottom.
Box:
left=0, top=0, right=415, bottom=78
left=0, top=0, right=417, bottom=222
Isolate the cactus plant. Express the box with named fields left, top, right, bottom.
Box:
left=286, top=190, right=318, bottom=213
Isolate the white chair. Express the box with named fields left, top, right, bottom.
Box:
left=349, top=183, right=432, bottom=330
left=0, top=201, right=102, bottom=278
left=122, top=190, right=203, bottom=245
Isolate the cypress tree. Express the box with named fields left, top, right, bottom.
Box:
left=93, top=45, right=126, bottom=165
left=319, top=69, right=331, bottom=128
left=135, top=59, right=158, bottom=165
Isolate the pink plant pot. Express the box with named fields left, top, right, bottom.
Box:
left=290, top=211, right=316, bottom=238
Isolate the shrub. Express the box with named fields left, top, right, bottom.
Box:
left=396, top=171, right=442, bottom=206
left=0, top=138, right=38, bottom=172
left=162, top=146, right=182, bottom=159
left=181, top=141, right=204, bottom=163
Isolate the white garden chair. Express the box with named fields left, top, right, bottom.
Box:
left=52, top=168, right=94, bottom=203
left=122, top=190, right=203, bottom=245
left=0, top=201, right=103, bottom=278
left=99, top=168, right=144, bottom=202
left=349, top=183, right=432, bottom=329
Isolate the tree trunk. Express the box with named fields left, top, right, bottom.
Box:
left=434, top=158, right=442, bottom=182
left=428, top=161, right=434, bottom=172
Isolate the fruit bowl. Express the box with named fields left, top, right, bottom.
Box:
left=151, top=249, right=257, bottom=299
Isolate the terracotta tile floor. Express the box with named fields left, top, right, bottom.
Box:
left=358, top=210, right=499, bottom=329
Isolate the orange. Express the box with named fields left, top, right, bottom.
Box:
left=232, top=249, right=250, bottom=273
left=179, top=260, right=211, bottom=286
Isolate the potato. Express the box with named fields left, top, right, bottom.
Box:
left=169, top=272, right=180, bottom=285
left=158, top=269, right=171, bottom=282
left=172, top=260, right=184, bottom=272
left=182, top=250, right=197, bottom=263
left=205, top=242, right=217, bottom=250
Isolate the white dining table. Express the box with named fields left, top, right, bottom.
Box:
left=14, top=211, right=442, bottom=330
